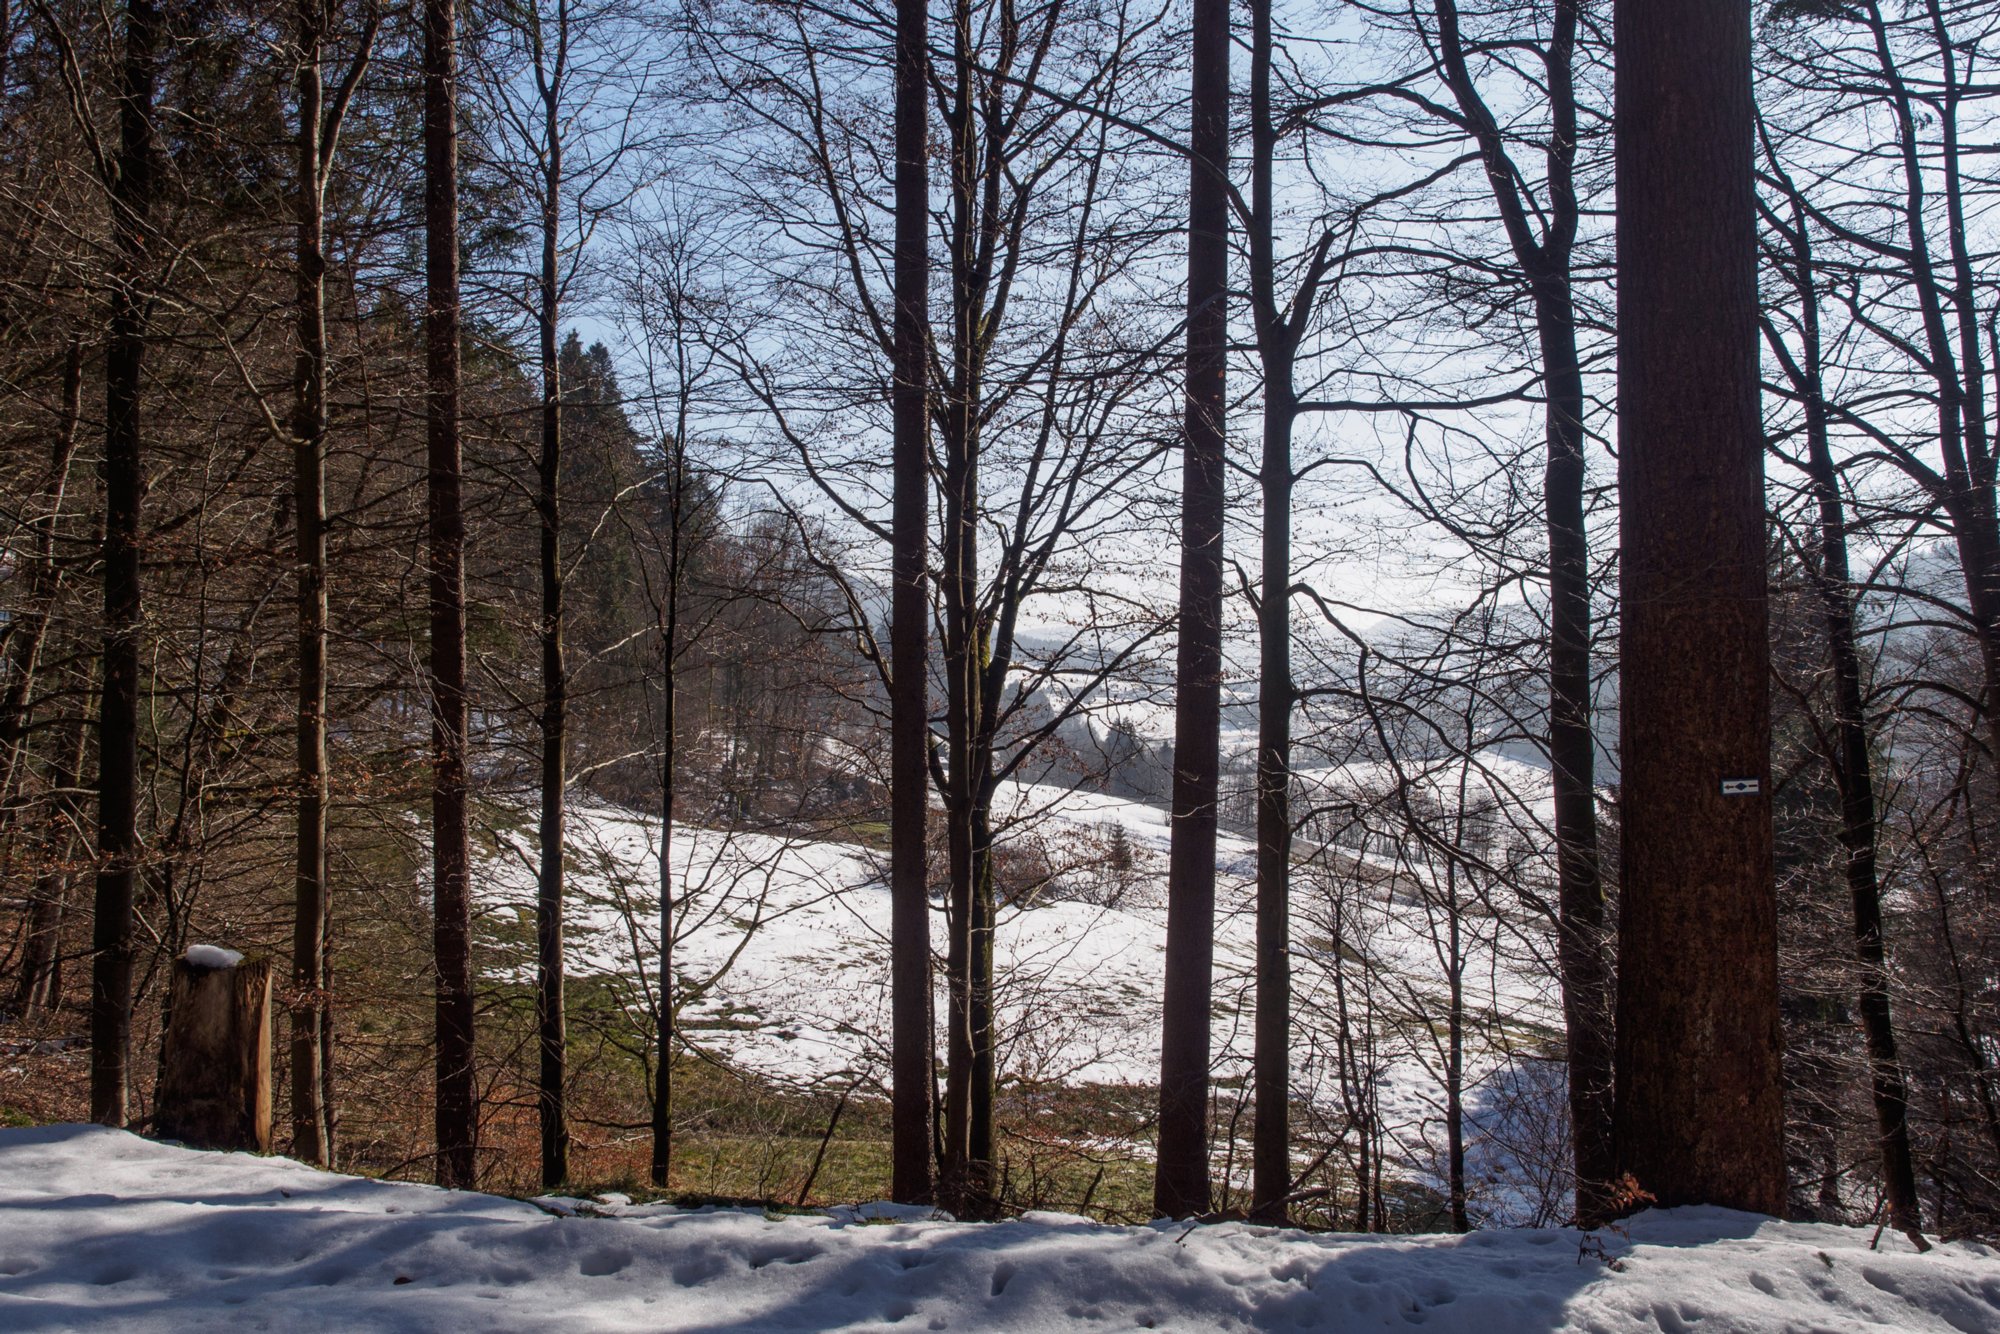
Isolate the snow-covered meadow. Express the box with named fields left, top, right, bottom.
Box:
left=478, top=762, right=1573, bottom=1221
left=2, top=1125, right=1993, bottom=1332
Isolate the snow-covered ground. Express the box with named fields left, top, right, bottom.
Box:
left=2, top=1125, right=1993, bottom=1332
left=481, top=771, right=1564, bottom=1215
left=488, top=786, right=1244, bottom=1091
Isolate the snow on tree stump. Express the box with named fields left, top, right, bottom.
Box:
left=154, top=946, right=273, bottom=1153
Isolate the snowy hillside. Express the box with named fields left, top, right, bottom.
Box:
left=483, top=772, right=1565, bottom=1217
left=2, top=1126, right=1992, bottom=1333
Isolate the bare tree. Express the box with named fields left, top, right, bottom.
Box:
left=466, top=0, right=664, bottom=1188
left=1425, top=0, right=1612, bottom=1224
left=1761, top=167, right=1928, bottom=1247
left=621, top=204, right=728, bottom=1186
left=290, top=0, right=377, bottom=1170
left=695, top=0, right=1179, bottom=1216
left=1156, top=0, right=1228, bottom=1222
left=889, top=0, right=933, bottom=1205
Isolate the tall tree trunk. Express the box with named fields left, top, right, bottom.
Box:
left=305, top=5, right=373, bottom=1162
left=1530, top=8, right=1612, bottom=1213
left=534, top=22, right=569, bottom=1190
left=1246, top=0, right=1290, bottom=1225
left=93, top=0, right=160, bottom=1130
left=1154, top=0, right=1229, bottom=1223
left=1770, top=203, right=1926, bottom=1244
left=291, top=0, right=332, bottom=1169
left=936, top=0, right=992, bottom=1215
left=1431, top=0, right=1611, bottom=1225
left=1611, top=0, right=1783, bottom=1214
left=291, top=0, right=373, bottom=1170
left=424, top=0, right=477, bottom=1190
left=889, top=0, right=934, bottom=1206
left=1538, top=283, right=1613, bottom=1225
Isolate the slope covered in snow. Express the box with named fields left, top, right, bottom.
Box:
left=482, top=780, right=1558, bottom=1208
left=1, top=1126, right=1993, bottom=1333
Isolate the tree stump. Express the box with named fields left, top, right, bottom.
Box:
left=154, top=948, right=273, bottom=1152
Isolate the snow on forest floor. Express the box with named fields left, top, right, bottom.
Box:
left=2, top=1125, right=1995, bottom=1333
left=481, top=775, right=1563, bottom=1215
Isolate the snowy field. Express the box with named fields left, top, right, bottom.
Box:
left=486, top=784, right=1250, bottom=1090
left=1, top=1126, right=1994, bottom=1332
left=483, top=769, right=1564, bottom=1215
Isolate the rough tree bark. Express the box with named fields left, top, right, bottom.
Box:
left=291, top=0, right=332, bottom=1168
left=1155, top=0, right=1229, bottom=1222
left=92, top=0, right=161, bottom=1130
left=890, top=0, right=934, bottom=1205
left=937, top=0, right=983, bottom=1208
left=1612, top=0, right=1784, bottom=1215
left=155, top=952, right=274, bottom=1153
left=424, top=0, right=477, bottom=1190
left=533, top=0, right=571, bottom=1191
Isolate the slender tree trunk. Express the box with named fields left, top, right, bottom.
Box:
left=319, top=949, right=336, bottom=1156
left=651, top=598, right=676, bottom=1188
left=1446, top=887, right=1468, bottom=1233
left=889, top=0, right=934, bottom=1206
left=17, top=872, right=67, bottom=1013
left=939, top=419, right=980, bottom=1212
left=290, top=0, right=332, bottom=1169
left=534, top=37, right=569, bottom=1190
left=93, top=0, right=160, bottom=1130
left=294, top=0, right=375, bottom=1172
left=1154, top=0, right=1229, bottom=1223
left=968, top=794, right=994, bottom=1198
left=1538, top=288, right=1613, bottom=1226
left=1431, top=0, right=1611, bottom=1224
left=936, top=0, right=993, bottom=1215
left=424, top=0, right=477, bottom=1190
left=300, top=0, right=377, bottom=1143
left=1247, top=0, right=1293, bottom=1225
left=1813, top=411, right=1927, bottom=1248
left=650, top=436, right=690, bottom=1189
left=1612, top=0, right=1783, bottom=1215
left=1774, top=208, right=1925, bottom=1244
